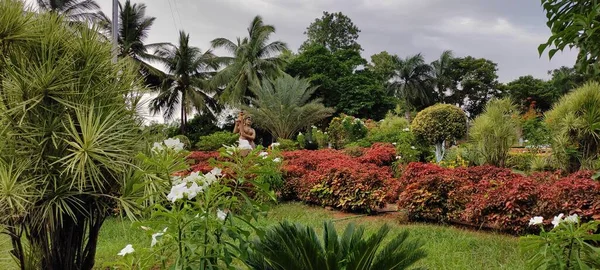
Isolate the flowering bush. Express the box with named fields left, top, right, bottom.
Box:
left=535, top=171, right=600, bottom=221
left=521, top=214, right=600, bottom=269
left=327, top=114, right=368, bottom=149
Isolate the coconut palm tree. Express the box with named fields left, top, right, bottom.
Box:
left=36, top=0, right=102, bottom=22
left=101, top=0, right=170, bottom=87
left=390, top=53, right=435, bottom=120
left=242, top=73, right=334, bottom=140
left=150, top=31, right=220, bottom=133
left=245, top=221, right=426, bottom=270
left=431, top=50, right=455, bottom=102
left=211, top=15, right=288, bottom=104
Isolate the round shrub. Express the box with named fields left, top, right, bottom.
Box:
left=411, top=104, right=467, bottom=162
left=195, top=131, right=239, bottom=151
left=545, top=82, right=600, bottom=172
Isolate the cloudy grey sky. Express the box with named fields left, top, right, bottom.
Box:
left=91, top=0, right=577, bottom=82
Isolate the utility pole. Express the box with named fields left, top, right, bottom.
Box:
left=111, top=0, right=118, bottom=63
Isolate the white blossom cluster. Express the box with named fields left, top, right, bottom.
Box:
left=167, top=168, right=222, bottom=203
left=529, top=213, right=580, bottom=227
left=152, top=138, right=185, bottom=152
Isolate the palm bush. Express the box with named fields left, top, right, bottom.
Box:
left=245, top=221, right=426, bottom=270
left=0, top=1, right=143, bottom=269
left=243, top=74, right=334, bottom=140
left=470, top=98, right=520, bottom=167
left=545, top=82, right=600, bottom=172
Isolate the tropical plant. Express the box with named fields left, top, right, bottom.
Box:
left=245, top=221, right=426, bottom=270
left=211, top=15, right=288, bottom=104
left=0, top=2, right=143, bottom=268
left=150, top=31, right=220, bottom=133
left=545, top=82, right=600, bottom=172
left=390, top=53, right=435, bottom=120
left=431, top=50, right=455, bottom=102
left=195, top=131, right=239, bottom=151
left=326, top=115, right=368, bottom=149
left=243, top=74, right=334, bottom=140
left=470, top=98, right=520, bottom=167
left=411, top=104, right=467, bottom=162
left=300, top=11, right=362, bottom=52
left=36, top=0, right=102, bottom=22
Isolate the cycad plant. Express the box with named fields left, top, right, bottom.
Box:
left=0, top=1, right=142, bottom=269
left=243, top=73, right=334, bottom=140
left=245, top=221, right=426, bottom=270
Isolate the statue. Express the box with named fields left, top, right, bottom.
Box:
left=233, top=111, right=256, bottom=149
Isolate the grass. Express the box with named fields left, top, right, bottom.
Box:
left=0, top=202, right=525, bottom=269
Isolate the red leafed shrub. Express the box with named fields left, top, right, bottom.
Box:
left=387, top=162, right=446, bottom=201
left=188, top=151, right=219, bottom=173
left=282, top=146, right=393, bottom=212
left=462, top=176, right=539, bottom=234
left=357, top=143, right=396, bottom=166
left=455, top=165, right=519, bottom=183
left=535, top=171, right=600, bottom=221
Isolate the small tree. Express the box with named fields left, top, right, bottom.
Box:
left=545, top=82, right=600, bottom=172
left=411, top=104, right=467, bottom=162
left=470, top=98, right=520, bottom=167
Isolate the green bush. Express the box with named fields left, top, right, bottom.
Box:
left=443, top=143, right=482, bottom=167
left=296, top=132, right=306, bottom=149
left=173, top=135, right=191, bottom=150
left=195, top=131, right=239, bottom=151
left=313, top=128, right=329, bottom=149
left=522, top=116, right=550, bottom=152
left=411, top=104, right=467, bottom=163
left=327, top=114, right=368, bottom=149
left=530, top=155, right=556, bottom=172
left=276, top=138, right=299, bottom=151
left=471, top=98, right=520, bottom=167
left=545, top=82, right=600, bottom=172
left=366, top=114, right=410, bottom=143
left=506, top=152, right=535, bottom=172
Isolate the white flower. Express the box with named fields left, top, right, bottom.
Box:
left=203, top=173, right=217, bottom=187
left=151, top=142, right=163, bottom=152
left=564, top=214, right=579, bottom=224
left=164, top=138, right=184, bottom=151
left=171, top=176, right=183, bottom=185
left=183, top=171, right=201, bottom=184
left=217, top=209, right=227, bottom=221
left=311, top=125, right=317, bottom=129
left=323, top=132, right=327, bottom=134
left=259, top=151, right=269, bottom=158
left=552, top=213, right=564, bottom=228
left=271, top=142, right=280, bottom=148
left=186, top=182, right=203, bottom=200
left=392, top=142, right=397, bottom=145
left=529, top=216, right=544, bottom=226
left=402, top=128, right=410, bottom=132
left=396, top=156, right=402, bottom=160
left=210, top=167, right=222, bottom=177
left=151, top=228, right=168, bottom=247
left=238, top=140, right=252, bottom=150
left=118, top=244, right=134, bottom=256
left=167, top=183, right=187, bottom=203
left=273, top=157, right=281, bottom=163
left=298, top=132, right=303, bottom=135
left=411, top=146, right=416, bottom=150
left=140, top=226, right=151, bottom=231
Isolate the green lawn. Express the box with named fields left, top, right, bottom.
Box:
left=0, top=202, right=525, bottom=269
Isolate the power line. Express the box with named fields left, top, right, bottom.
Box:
left=172, top=0, right=183, bottom=28
left=166, top=0, right=179, bottom=31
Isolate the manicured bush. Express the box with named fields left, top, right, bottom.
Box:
left=357, top=143, right=396, bottom=166
left=411, top=104, right=467, bottom=162
left=195, top=131, right=239, bottom=151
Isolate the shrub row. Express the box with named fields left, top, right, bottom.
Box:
left=395, top=163, right=600, bottom=234
left=282, top=143, right=396, bottom=212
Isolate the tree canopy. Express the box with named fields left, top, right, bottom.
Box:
left=301, top=11, right=362, bottom=52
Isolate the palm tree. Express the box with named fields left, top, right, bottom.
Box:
left=36, top=0, right=102, bottom=22
left=211, top=15, right=288, bottom=104
left=431, top=50, right=455, bottom=102
left=245, top=221, right=426, bottom=270
left=150, top=31, right=220, bottom=133
left=242, top=73, right=334, bottom=140
left=390, top=53, right=435, bottom=121
left=101, top=0, right=170, bottom=87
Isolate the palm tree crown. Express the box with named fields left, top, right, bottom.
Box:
left=150, top=31, right=220, bottom=132
left=211, top=15, right=288, bottom=104
left=243, top=73, right=334, bottom=140
left=390, top=53, right=435, bottom=119
left=36, top=0, right=102, bottom=22
left=431, top=50, right=455, bottom=102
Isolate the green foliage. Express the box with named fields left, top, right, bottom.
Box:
left=301, top=11, right=362, bottom=52
left=246, top=221, right=426, bottom=270
left=296, top=132, right=307, bottom=149
left=243, top=73, right=334, bottom=140
left=443, top=143, right=482, bottom=167
left=506, top=75, right=554, bottom=112
left=411, top=104, right=467, bottom=162
left=195, top=131, right=239, bottom=151
left=389, top=53, right=436, bottom=115
left=547, top=66, right=590, bottom=97
left=36, top=0, right=102, bottom=22
left=172, top=135, right=191, bottom=150
left=506, top=152, right=535, bottom=172
left=312, top=127, right=329, bottom=149
left=545, top=82, right=600, bottom=172
left=470, top=98, right=520, bottom=167
left=522, top=116, right=550, bottom=152
left=211, top=16, right=288, bottom=104
left=336, top=70, right=397, bottom=120
left=326, top=115, right=368, bottom=149
left=0, top=2, right=143, bottom=268
left=367, top=51, right=397, bottom=82
left=540, top=0, right=600, bottom=75
left=431, top=50, right=455, bottom=102
left=275, top=139, right=299, bottom=151
left=521, top=215, right=600, bottom=269
left=530, top=155, right=556, bottom=172
left=180, top=113, right=221, bottom=146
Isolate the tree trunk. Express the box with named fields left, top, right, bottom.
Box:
left=180, top=92, right=186, bottom=134
left=435, top=141, right=446, bottom=163
left=404, top=110, right=411, bottom=122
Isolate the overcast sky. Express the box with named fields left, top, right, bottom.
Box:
left=91, top=0, right=577, bottom=83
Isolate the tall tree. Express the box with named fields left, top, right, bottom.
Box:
left=540, top=0, right=600, bottom=75
left=431, top=50, right=455, bottom=102
left=389, top=53, right=435, bottom=120
left=243, top=73, right=334, bottom=140
left=301, top=11, right=361, bottom=52
left=336, top=70, right=396, bottom=120
left=446, top=56, right=502, bottom=117
left=506, top=75, right=554, bottom=112
left=150, top=31, right=220, bottom=133
left=367, top=51, right=397, bottom=82
left=102, top=0, right=170, bottom=87
left=547, top=66, right=590, bottom=97
left=36, top=0, right=102, bottom=22
left=211, top=15, right=288, bottom=104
